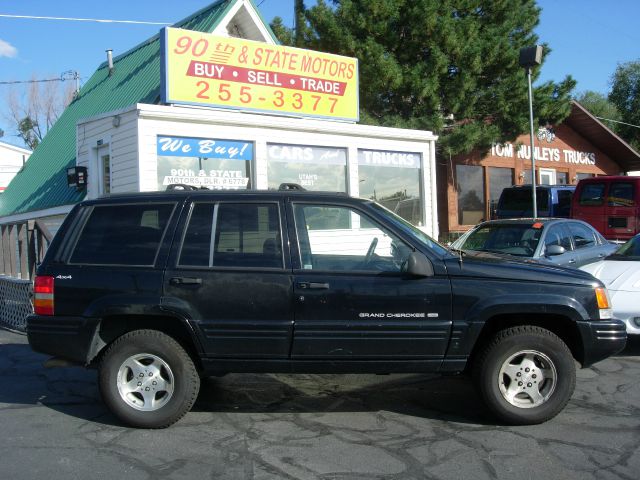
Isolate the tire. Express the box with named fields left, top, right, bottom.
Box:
left=473, top=326, right=576, bottom=425
left=98, top=329, right=200, bottom=428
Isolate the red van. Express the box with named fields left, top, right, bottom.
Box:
left=572, top=176, right=640, bottom=241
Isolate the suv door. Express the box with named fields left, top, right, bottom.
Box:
left=163, top=199, right=293, bottom=358
left=288, top=201, right=451, bottom=363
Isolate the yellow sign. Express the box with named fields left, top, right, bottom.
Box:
left=161, top=28, right=359, bottom=122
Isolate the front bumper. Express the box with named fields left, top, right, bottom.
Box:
left=26, top=315, right=100, bottom=365
left=576, top=319, right=627, bottom=367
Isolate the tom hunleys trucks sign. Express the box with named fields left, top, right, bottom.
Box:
left=160, top=27, right=359, bottom=122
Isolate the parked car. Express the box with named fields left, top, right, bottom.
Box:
left=571, top=176, right=640, bottom=242
left=27, top=185, right=626, bottom=428
left=451, top=218, right=617, bottom=268
left=581, top=233, right=640, bottom=335
left=495, top=184, right=575, bottom=219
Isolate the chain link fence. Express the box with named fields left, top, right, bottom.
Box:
left=0, top=277, right=33, bottom=332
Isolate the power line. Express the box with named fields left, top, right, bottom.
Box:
left=0, top=72, right=83, bottom=86
left=0, top=14, right=170, bottom=25
left=596, top=116, right=640, bottom=130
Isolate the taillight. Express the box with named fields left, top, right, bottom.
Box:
left=34, top=275, right=54, bottom=315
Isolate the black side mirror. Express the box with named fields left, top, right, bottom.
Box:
left=406, top=252, right=434, bottom=277
left=546, top=245, right=566, bottom=256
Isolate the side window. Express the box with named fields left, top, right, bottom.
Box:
left=608, top=182, right=635, bottom=207
left=579, top=183, right=605, bottom=206
left=292, top=204, right=412, bottom=272
left=556, top=190, right=573, bottom=216
left=179, top=202, right=282, bottom=269
left=543, top=225, right=572, bottom=252
left=567, top=222, right=596, bottom=250
left=70, top=203, right=175, bottom=265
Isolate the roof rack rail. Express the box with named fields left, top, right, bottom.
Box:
left=278, top=183, right=306, bottom=191
left=166, top=184, right=209, bottom=191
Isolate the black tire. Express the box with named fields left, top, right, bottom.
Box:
left=98, top=329, right=200, bottom=428
left=473, top=326, right=576, bottom=425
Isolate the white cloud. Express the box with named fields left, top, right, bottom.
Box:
left=0, top=39, right=18, bottom=58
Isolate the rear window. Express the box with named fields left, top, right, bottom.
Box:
left=578, top=183, right=605, bottom=206
left=608, top=182, right=635, bottom=207
left=499, top=188, right=549, bottom=211
left=69, top=203, right=175, bottom=265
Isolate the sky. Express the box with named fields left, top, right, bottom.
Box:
left=0, top=0, right=639, bottom=149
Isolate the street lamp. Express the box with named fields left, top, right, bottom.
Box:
left=519, top=45, right=543, bottom=218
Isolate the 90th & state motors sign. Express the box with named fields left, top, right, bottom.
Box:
left=161, top=27, right=359, bottom=122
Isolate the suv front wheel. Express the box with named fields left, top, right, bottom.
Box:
left=98, top=329, right=200, bottom=428
left=473, top=326, right=576, bottom=425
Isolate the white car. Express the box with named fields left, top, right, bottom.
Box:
left=581, top=233, right=640, bottom=335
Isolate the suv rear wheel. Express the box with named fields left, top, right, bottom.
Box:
left=98, top=329, right=200, bottom=428
left=473, top=326, right=576, bottom=425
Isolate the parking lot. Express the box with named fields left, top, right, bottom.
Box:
left=1, top=327, right=638, bottom=480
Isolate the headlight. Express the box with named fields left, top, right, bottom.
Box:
left=595, top=286, right=612, bottom=319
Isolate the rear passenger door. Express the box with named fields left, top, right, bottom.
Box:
left=162, top=199, right=294, bottom=359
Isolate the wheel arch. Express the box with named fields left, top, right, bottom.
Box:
left=87, top=314, right=204, bottom=371
left=468, top=313, right=585, bottom=369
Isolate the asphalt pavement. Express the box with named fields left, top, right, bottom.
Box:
left=0, top=327, right=638, bottom=480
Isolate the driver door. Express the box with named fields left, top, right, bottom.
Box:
left=289, top=202, right=451, bottom=361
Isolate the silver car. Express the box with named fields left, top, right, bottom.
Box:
left=451, top=218, right=617, bottom=268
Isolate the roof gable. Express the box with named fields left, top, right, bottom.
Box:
left=0, top=0, right=276, bottom=218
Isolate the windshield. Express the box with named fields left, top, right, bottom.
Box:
left=608, top=235, right=640, bottom=260
left=458, top=223, right=543, bottom=257
left=368, top=202, right=449, bottom=256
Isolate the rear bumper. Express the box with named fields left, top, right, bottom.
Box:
left=576, top=319, right=627, bottom=367
left=26, top=315, right=99, bottom=365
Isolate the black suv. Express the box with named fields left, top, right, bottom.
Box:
left=27, top=187, right=626, bottom=428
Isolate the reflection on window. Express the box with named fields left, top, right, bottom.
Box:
left=456, top=165, right=485, bottom=225
left=70, top=203, right=175, bottom=265
left=579, top=183, right=605, bottom=206
left=567, top=222, right=596, bottom=249
left=179, top=203, right=282, bottom=268
left=608, top=183, right=635, bottom=207
left=267, top=143, right=347, bottom=191
left=489, top=167, right=512, bottom=218
left=358, top=150, right=423, bottom=226
left=293, top=203, right=411, bottom=272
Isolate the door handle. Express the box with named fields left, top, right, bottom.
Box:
left=568, top=259, right=576, bottom=264
left=170, top=277, right=202, bottom=285
left=298, top=282, right=330, bottom=289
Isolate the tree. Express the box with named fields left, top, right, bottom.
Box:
left=4, top=76, right=75, bottom=150
left=608, top=61, right=640, bottom=150
left=574, top=91, right=622, bottom=131
left=278, top=0, right=575, bottom=155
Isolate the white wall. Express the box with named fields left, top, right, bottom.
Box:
left=0, top=142, right=31, bottom=192
left=77, top=104, right=440, bottom=238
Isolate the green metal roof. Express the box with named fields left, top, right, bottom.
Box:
left=0, top=0, right=240, bottom=217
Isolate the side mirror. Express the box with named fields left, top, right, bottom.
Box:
left=406, top=251, right=434, bottom=277
left=546, top=245, right=566, bottom=256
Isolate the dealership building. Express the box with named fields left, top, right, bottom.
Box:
left=438, top=101, right=640, bottom=239
left=0, top=0, right=438, bottom=251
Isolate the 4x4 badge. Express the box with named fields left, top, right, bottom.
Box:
left=55, top=275, right=72, bottom=280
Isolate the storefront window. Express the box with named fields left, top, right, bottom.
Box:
left=156, top=136, right=252, bottom=190
left=267, top=143, right=347, bottom=191
left=488, top=167, right=512, bottom=219
left=358, top=149, right=422, bottom=225
left=456, top=165, right=485, bottom=225
left=556, top=172, right=569, bottom=185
